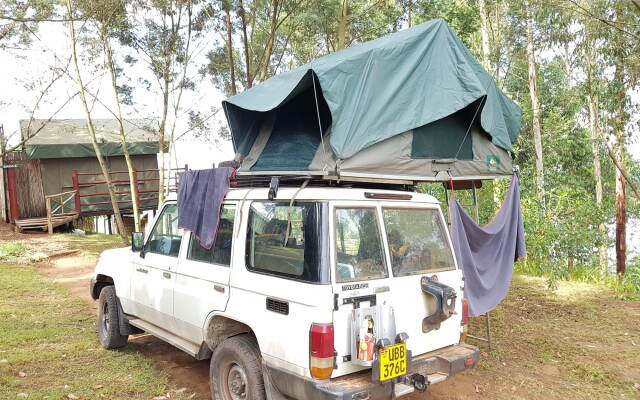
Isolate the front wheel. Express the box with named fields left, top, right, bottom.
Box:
left=97, top=285, right=129, bottom=349
left=210, top=335, right=265, bottom=400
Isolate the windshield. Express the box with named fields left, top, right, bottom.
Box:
left=382, top=208, right=455, bottom=276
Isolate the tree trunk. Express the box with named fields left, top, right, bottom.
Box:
left=158, top=65, right=170, bottom=205
left=102, top=33, right=141, bottom=232
left=478, top=0, right=491, bottom=70
left=584, top=41, right=607, bottom=273
left=337, top=0, right=349, bottom=50
left=167, top=2, right=193, bottom=189
left=478, top=0, right=501, bottom=207
left=258, top=0, right=279, bottom=82
left=525, top=2, right=545, bottom=208
left=224, top=6, right=237, bottom=95
left=239, top=0, right=252, bottom=88
left=587, top=92, right=608, bottom=272
left=407, top=0, right=412, bottom=27
left=66, top=0, right=127, bottom=241
left=613, top=77, right=627, bottom=276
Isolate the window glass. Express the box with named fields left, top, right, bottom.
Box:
left=382, top=208, right=455, bottom=276
left=187, top=205, right=236, bottom=266
left=147, top=204, right=181, bottom=257
left=246, top=202, right=326, bottom=283
left=335, top=208, right=387, bottom=283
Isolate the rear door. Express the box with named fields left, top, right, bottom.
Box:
left=172, top=203, right=236, bottom=344
left=330, top=200, right=463, bottom=377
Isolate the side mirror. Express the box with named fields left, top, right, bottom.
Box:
left=131, top=232, right=145, bottom=253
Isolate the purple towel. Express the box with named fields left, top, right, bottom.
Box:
left=177, top=168, right=232, bottom=249
left=449, top=174, right=526, bottom=317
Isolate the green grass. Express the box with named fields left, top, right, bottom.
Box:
left=0, top=242, right=26, bottom=259
left=0, top=263, right=189, bottom=400
left=56, top=233, right=126, bottom=257
left=463, top=274, right=640, bottom=399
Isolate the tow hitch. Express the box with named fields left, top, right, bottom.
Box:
left=406, top=373, right=428, bottom=392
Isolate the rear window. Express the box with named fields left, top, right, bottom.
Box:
left=245, top=201, right=329, bottom=283
left=382, top=208, right=455, bottom=276
left=335, top=207, right=388, bottom=283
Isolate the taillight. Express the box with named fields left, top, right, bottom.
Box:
left=461, top=298, right=469, bottom=326
left=309, top=323, right=334, bottom=380
left=460, top=298, right=469, bottom=343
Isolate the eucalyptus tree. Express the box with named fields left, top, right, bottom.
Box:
left=76, top=0, right=143, bottom=231
left=132, top=0, right=200, bottom=204
left=65, top=0, right=128, bottom=240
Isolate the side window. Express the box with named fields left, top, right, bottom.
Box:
left=335, top=208, right=388, bottom=283
left=245, top=201, right=325, bottom=283
left=147, top=204, right=181, bottom=257
left=187, top=205, right=236, bottom=266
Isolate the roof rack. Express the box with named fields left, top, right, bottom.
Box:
left=231, top=173, right=416, bottom=192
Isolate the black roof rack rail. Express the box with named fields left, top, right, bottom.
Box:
left=231, top=173, right=416, bottom=192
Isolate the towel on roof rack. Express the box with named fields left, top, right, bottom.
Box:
left=449, top=174, right=526, bottom=317
left=177, top=168, right=234, bottom=249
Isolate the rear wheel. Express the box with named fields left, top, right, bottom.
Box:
left=97, top=285, right=128, bottom=349
left=210, top=335, right=265, bottom=400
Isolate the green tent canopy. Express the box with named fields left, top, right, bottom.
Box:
left=223, top=19, right=521, bottom=182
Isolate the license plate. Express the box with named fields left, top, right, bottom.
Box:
left=378, top=342, right=407, bottom=381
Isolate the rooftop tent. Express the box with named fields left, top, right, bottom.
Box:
left=223, top=18, right=522, bottom=182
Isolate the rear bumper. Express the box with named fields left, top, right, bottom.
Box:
left=265, top=343, right=479, bottom=400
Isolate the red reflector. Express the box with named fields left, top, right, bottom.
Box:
left=461, top=298, right=469, bottom=326
left=465, top=355, right=476, bottom=367
left=310, top=323, right=334, bottom=358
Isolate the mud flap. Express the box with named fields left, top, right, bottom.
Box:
left=262, top=361, right=288, bottom=400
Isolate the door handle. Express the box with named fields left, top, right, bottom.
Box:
left=163, top=272, right=171, bottom=279
left=136, top=267, right=148, bottom=274
left=214, top=285, right=225, bottom=293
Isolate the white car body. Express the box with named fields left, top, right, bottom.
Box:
left=91, top=186, right=479, bottom=399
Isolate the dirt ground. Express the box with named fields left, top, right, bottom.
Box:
left=4, top=231, right=640, bottom=400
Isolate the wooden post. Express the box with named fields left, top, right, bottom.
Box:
left=132, top=169, right=140, bottom=213
left=46, top=197, right=53, bottom=234
left=0, top=125, right=6, bottom=222
left=6, top=166, right=19, bottom=222
left=71, top=169, right=81, bottom=213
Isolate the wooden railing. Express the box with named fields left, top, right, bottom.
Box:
left=45, top=190, right=79, bottom=234
left=69, top=165, right=188, bottom=216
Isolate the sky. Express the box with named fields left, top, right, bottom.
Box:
left=0, top=19, right=637, bottom=257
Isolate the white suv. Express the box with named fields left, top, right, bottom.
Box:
left=90, top=185, right=479, bottom=399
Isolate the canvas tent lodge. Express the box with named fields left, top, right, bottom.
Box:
left=4, top=119, right=174, bottom=233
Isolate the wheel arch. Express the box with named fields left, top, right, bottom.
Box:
left=203, top=313, right=257, bottom=352
left=91, top=274, right=114, bottom=300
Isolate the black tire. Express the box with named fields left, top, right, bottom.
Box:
left=210, top=334, right=265, bottom=400
left=97, top=285, right=129, bottom=349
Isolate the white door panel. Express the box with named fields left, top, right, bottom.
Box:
left=173, top=204, right=236, bottom=344
left=132, top=253, right=177, bottom=328
left=173, top=258, right=231, bottom=343
left=130, top=203, right=182, bottom=330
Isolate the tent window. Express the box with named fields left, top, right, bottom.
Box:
left=251, top=73, right=331, bottom=171
left=411, top=99, right=484, bottom=160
